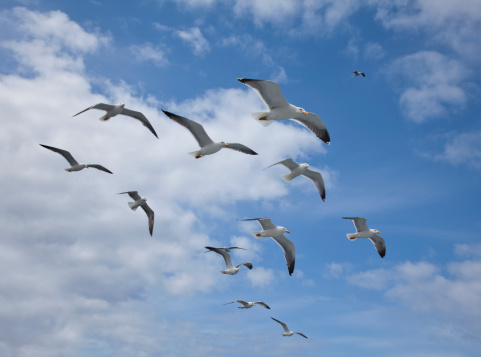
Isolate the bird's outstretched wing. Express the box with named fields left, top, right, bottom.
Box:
left=87, top=164, right=113, bottom=174
left=72, top=103, right=113, bottom=117
left=118, top=191, right=142, bottom=201
left=242, top=217, right=276, bottom=230
left=343, top=217, right=369, bottom=233
left=265, top=158, right=299, bottom=171
left=303, top=168, right=326, bottom=201
left=40, top=144, right=79, bottom=166
left=120, top=108, right=158, bottom=138
left=291, top=112, right=330, bottom=144
left=225, top=143, right=258, bottom=155
left=271, top=317, right=290, bottom=333
left=141, top=203, right=155, bottom=236
left=237, top=78, right=289, bottom=109
left=271, top=234, right=296, bottom=276
left=162, top=110, right=213, bottom=147
left=370, top=235, right=386, bottom=258
left=205, top=246, right=233, bottom=269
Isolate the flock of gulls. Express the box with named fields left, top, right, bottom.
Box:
left=41, top=73, right=385, bottom=339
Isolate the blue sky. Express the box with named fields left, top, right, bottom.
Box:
left=1, top=0, right=480, bottom=356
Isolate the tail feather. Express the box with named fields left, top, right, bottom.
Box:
left=128, top=202, right=138, bottom=211
left=99, top=114, right=109, bottom=121
left=251, top=231, right=262, bottom=239
left=251, top=112, right=273, bottom=127
left=281, top=172, right=294, bottom=182
left=347, top=233, right=357, bottom=240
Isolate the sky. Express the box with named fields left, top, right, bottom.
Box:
left=0, top=0, right=480, bottom=356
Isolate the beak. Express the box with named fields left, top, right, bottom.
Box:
left=286, top=230, right=290, bottom=233
left=85, top=165, right=89, bottom=168
left=302, top=110, right=308, bottom=115
left=224, top=143, right=230, bottom=147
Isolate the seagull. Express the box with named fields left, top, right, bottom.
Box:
left=271, top=317, right=308, bottom=339
left=266, top=158, right=325, bottom=201
left=161, top=109, right=258, bottom=159
left=118, top=191, right=154, bottom=236
left=353, top=71, right=365, bottom=77
left=205, top=246, right=253, bottom=275
left=241, top=218, right=295, bottom=276
left=73, top=103, right=158, bottom=138
left=224, top=300, right=270, bottom=309
left=204, top=246, right=247, bottom=253
left=237, top=78, right=330, bottom=144
left=343, top=217, right=385, bottom=258
left=40, top=144, right=112, bottom=174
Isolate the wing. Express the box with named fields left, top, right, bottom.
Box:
left=225, top=143, right=258, bottom=155
left=236, top=262, right=253, bottom=270
left=242, top=218, right=276, bottom=230
left=120, top=108, right=158, bottom=138
left=361, top=72, right=366, bottom=77
left=141, top=203, right=155, bottom=236
left=73, top=103, right=113, bottom=116
left=370, top=234, right=386, bottom=258
left=343, top=217, right=369, bottom=233
left=40, top=144, right=78, bottom=166
left=295, top=332, right=308, bottom=339
left=118, top=191, right=142, bottom=200
left=205, top=246, right=233, bottom=269
left=265, top=158, right=299, bottom=171
left=162, top=109, right=213, bottom=147
left=271, top=234, right=296, bottom=276
left=271, top=317, right=289, bottom=333
left=224, top=247, right=247, bottom=251
left=253, top=302, right=270, bottom=309
left=291, top=112, right=330, bottom=144
left=237, top=78, right=289, bottom=109
left=303, top=168, right=326, bottom=201
left=87, top=164, right=113, bottom=174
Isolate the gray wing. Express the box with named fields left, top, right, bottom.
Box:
left=271, top=234, right=296, bottom=276
left=224, top=300, right=247, bottom=306
left=237, top=78, right=289, bottom=109
left=265, top=158, right=299, bottom=171
left=40, top=144, right=78, bottom=166
left=73, top=103, right=113, bottom=116
left=271, top=317, right=290, bottom=333
left=205, top=246, right=233, bottom=269
left=236, top=262, right=253, bottom=270
left=225, top=143, right=258, bottom=155
left=224, top=246, right=247, bottom=252
left=295, top=332, right=308, bottom=339
left=242, top=218, right=276, bottom=230
left=118, top=191, right=142, bottom=200
left=370, top=234, right=386, bottom=258
left=291, top=112, right=330, bottom=144
left=120, top=108, right=158, bottom=138
left=303, top=168, right=326, bottom=201
left=343, top=217, right=369, bottom=233
left=162, top=110, right=213, bottom=147
left=253, top=302, right=270, bottom=309
left=87, top=164, right=113, bottom=174
left=141, top=203, right=154, bottom=236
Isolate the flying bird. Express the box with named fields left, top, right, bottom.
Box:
left=343, top=217, right=385, bottom=258
left=161, top=109, right=258, bottom=159
left=241, top=218, right=295, bottom=276
left=266, top=158, right=325, bottom=201
left=205, top=246, right=253, bottom=275
left=353, top=71, right=365, bottom=77
left=237, top=78, right=330, bottom=144
left=40, top=144, right=112, bottom=174
left=204, top=246, right=247, bottom=253
left=271, top=317, right=308, bottom=339
left=73, top=103, right=158, bottom=138
left=224, top=300, right=270, bottom=309
left=119, top=191, right=154, bottom=236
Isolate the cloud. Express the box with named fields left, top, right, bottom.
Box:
left=175, top=27, right=210, bottom=56
left=130, top=43, right=169, bottom=67
left=389, top=51, right=469, bottom=122
left=435, top=131, right=481, bottom=169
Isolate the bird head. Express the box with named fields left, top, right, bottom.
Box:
left=371, top=229, right=381, bottom=234
left=299, top=108, right=308, bottom=115
left=222, top=142, right=229, bottom=147
left=83, top=164, right=89, bottom=168
left=282, top=227, right=290, bottom=234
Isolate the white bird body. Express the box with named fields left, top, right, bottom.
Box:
left=99, top=103, right=125, bottom=121
left=251, top=225, right=289, bottom=238
left=65, top=163, right=88, bottom=172
left=128, top=197, right=147, bottom=211
left=280, top=163, right=309, bottom=182
left=353, top=71, right=366, bottom=77
left=343, top=217, right=385, bottom=258
left=188, top=141, right=229, bottom=158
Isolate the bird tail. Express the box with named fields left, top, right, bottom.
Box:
left=99, top=113, right=109, bottom=121
left=347, top=233, right=357, bottom=241
left=280, top=172, right=295, bottom=182
left=251, top=231, right=262, bottom=239
left=251, top=112, right=273, bottom=127
left=128, top=202, right=138, bottom=211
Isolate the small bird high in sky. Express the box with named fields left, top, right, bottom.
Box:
left=40, top=144, right=113, bottom=174
left=343, top=217, right=385, bottom=258
left=353, top=71, right=365, bottom=77
left=205, top=246, right=253, bottom=275
left=237, top=78, right=330, bottom=144
left=73, top=103, right=158, bottom=138
left=271, top=317, right=308, bottom=339
left=119, top=191, right=155, bottom=236
left=224, top=300, right=270, bottom=309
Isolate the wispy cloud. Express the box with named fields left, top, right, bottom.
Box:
left=175, top=27, right=210, bottom=57
left=130, top=43, right=169, bottom=67
left=435, top=131, right=481, bottom=169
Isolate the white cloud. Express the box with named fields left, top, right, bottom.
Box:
left=130, top=43, right=169, bottom=67
left=175, top=27, right=210, bottom=56
left=389, top=51, right=469, bottom=122
left=435, top=131, right=481, bottom=169
left=364, top=42, right=385, bottom=60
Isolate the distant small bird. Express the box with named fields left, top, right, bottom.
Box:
left=224, top=300, right=270, bottom=309
left=73, top=103, right=158, bottom=138
left=205, top=246, right=253, bottom=275
left=271, top=317, right=308, bottom=338
left=161, top=109, right=258, bottom=159
left=241, top=218, right=295, bottom=276
left=40, top=144, right=112, bottom=174
left=343, top=217, right=385, bottom=258
left=353, top=71, right=365, bottom=77
left=237, top=78, right=330, bottom=144
left=266, top=158, right=326, bottom=201
left=119, top=191, right=154, bottom=236
left=204, top=246, right=247, bottom=253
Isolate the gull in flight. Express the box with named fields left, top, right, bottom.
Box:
left=204, top=246, right=247, bottom=253
left=161, top=109, right=258, bottom=159
left=353, top=71, right=365, bottom=77
left=73, top=103, right=158, bottom=138
left=237, top=78, right=330, bottom=144
left=241, top=218, right=295, bottom=276
left=40, top=144, right=112, bottom=174
left=271, top=317, right=308, bottom=339
left=266, top=158, right=325, bottom=201
left=119, top=191, right=154, bottom=236
left=205, top=246, right=253, bottom=275
left=343, top=217, right=385, bottom=258
left=224, top=300, right=270, bottom=309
